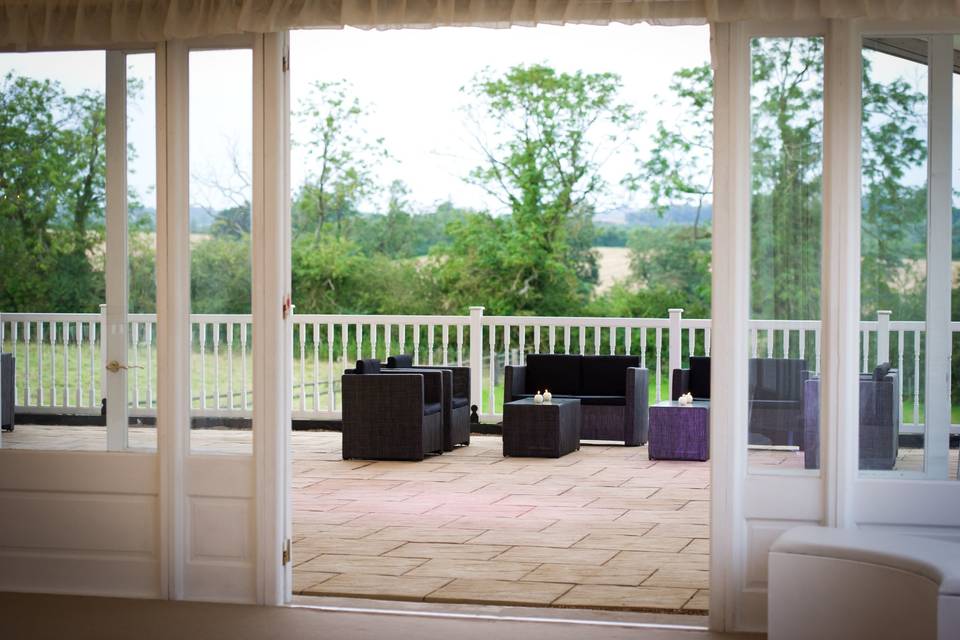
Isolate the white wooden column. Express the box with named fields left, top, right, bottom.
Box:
left=104, top=51, right=129, bottom=451
left=708, top=21, right=750, bottom=633
left=157, top=40, right=189, bottom=600
left=925, top=35, right=953, bottom=480
left=253, top=31, right=292, bottom=606
left=821, top=18, right=862, bottom=525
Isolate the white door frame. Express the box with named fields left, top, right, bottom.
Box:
left=712, top=16, right=960, bottom=633
left=156, top=33, right=291, bottom=604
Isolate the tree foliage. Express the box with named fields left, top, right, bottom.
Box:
left=0, top=73, right=106, bottom=312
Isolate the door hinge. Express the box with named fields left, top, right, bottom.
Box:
left=282, top=538, right=291, bottom=566
left=282, top=54, right=289, bottom=72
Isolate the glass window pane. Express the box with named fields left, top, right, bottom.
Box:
left=0, top=51, right=108, bottom=451
left=859, top=40, right=929, bottom=475
left=188, top=49, right=253, bottom=455
left=747, top=37, right=823, bottom=472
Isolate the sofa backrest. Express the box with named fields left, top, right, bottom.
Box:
left=581, top=355, right=641, bottom=396
left=387, top=354, right=414, bottom=368
left=525, top=354, right=581, bottom=394
left=749, top=358, right=806, bottom=401
left=689, top=356, right=711, bottom=399
left=355, top=358, right=381, bottom=374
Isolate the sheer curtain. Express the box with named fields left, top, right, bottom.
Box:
left=2, top=0, right=960, bottom=48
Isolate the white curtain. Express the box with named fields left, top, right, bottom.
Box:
left=2, top=0, right=960, bottom=49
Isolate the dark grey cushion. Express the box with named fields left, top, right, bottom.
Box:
left=423, top=402, right=442, bottom=416
left=581, top=355, right=640, bottom=396
left=355, top=358, right=381, bottom=374
left=525, top=354, right=582, bottom=395
left=387, top=354, right=414, bottom=369
left=873, top=362, right=891, bottom=381
left=689, top=356, right=711, bottom=399
left=749, top=358, right=805, bottom=402
left=451, top=396, right=469, bottom=409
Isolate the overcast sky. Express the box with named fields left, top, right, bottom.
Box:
left=0, top=26, right=951, bottom=216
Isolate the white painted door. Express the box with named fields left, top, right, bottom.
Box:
left=710, top=20, right=833, bottom=633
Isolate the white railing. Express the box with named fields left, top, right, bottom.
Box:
left=1, top=307, right=955, bottom=433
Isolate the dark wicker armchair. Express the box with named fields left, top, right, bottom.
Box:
left=341, top=359, right=444, bottom=461
left=802, top=364, right=900, bottom=470
left=748, top=358, right=811, bottom=447
left=386, top=354, right=470, bottom=451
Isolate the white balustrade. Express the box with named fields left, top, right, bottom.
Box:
left=0, top=310, right=954, bottom=434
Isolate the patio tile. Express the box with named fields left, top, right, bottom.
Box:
left=493, top=545, right=617, bottom=566
left=296, top=554, right=427, bottom=576
left=644, top=523, right=710, bottom=539
left=407, top=558, right=540, bottom=581
left=292, top=537, right=404, bottom=557
left=523, top=563, right=652, bottom=587
left=682, top=539, right=711, bottom=554
left=608, top=551, right=710, bottom=571
left=684, top=589, right=710, bottom=611
left=424, top=579, right=573, bottom=606
left=643, top=568, right=710, bottom=590
left=523, top=506, right=627, bottom=521
left=293, top=571, right=336, bottom=593
left=574, top=533, right=692, bottom=553
left=366, top=527, right=485, bottom=544
left=443, top=516, right=557, bottom=531
left=554, top=584, right=696, bottom=611
left=465, top=529, right=588, bottom=548
left=386, top=542, right=509, bottom=561
left=493, top=493, right=597, bottom=508
left=303, top=573, right=452, bottom=601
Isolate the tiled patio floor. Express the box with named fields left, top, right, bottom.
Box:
left=4, top=425, right=955, bottom=614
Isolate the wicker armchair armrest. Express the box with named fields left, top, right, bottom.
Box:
left=625, top=367, right=650, bottom=446
left=672, top=368, right=690, bottom=401
left=504, top=365, right=526, bottom=404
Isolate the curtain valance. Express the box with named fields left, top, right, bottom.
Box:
left=3, top=0, right=960, bottom=49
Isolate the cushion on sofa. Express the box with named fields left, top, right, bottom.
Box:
left=451, top=396, right=470, bottom=409
left=387, top=354, right=414, bottom=369
left=580, top=355, right=640, bottom=396
left=423, top=402, right=442, bottom=416
left=525, top=354, right=582, bottom=395
left=873, top=362, right=891, bottom=381
left=749, top=358, right=805, bottom=402
left=689, top=356, right=711, bottom=399
left=355, top=358, right=381, bottom=374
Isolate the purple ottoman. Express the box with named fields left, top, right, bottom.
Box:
left=648, top=400, right=710, bottom=461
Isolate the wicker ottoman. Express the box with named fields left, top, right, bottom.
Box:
left=649, top=400, right=710, bottom=461
left=502, top=398, right=581, bottom=458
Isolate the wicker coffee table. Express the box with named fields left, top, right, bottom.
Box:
left=648, top=400, right=710, bottom=461
left=502, top=397, right=581, bottom=458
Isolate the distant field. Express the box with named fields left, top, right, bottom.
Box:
left=594, top=246, right=632, bottom=294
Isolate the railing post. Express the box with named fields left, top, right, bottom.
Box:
left=469, top=306, right=484, bottom=411
left=668, top=308, right=683, bottom=401
left=99, top=303, right=108, bottom=403
left=876, top=310, right=891, bottom=367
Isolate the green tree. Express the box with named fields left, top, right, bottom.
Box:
left=435, top=64, right=638, bottom=315
left=0, top=72, right=106, bottom=312
left=293, top=80, right=388, bottom=240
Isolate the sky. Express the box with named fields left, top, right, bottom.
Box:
left=0, top=28, right=956, bottom=215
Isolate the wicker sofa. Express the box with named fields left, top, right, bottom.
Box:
left=341, top=358, right=444, bottom=461
left=802, top=364, right=900, bottom=470
left=504, top=354, right=649, bottom=446
left=748, top=358, right=810, bottom=447
left=385, top=354, right=471, bottom=451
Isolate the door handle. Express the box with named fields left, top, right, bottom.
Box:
left=105, top=360, right=143, bottom=373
